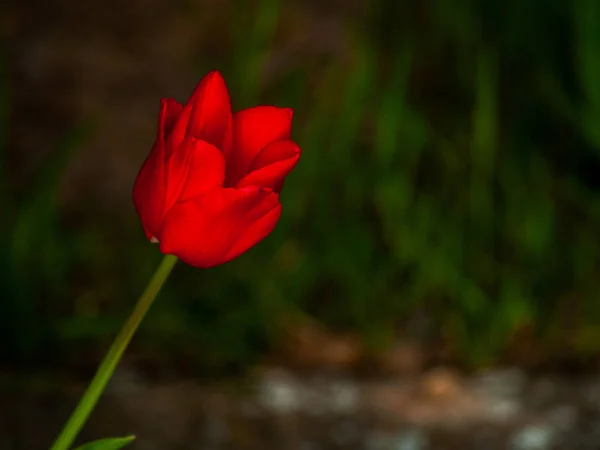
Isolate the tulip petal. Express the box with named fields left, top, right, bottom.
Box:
left=167, top=71, right=233, bottom=152
left=133, top=98, right=181, bottom=240
left=226, top=106, right=293, bottom=186
left=159, top=187, right=281, bottom=268
left=223, top=201, right=282, bottom=263
left=133, top=140, right=166, bottom=241
left=160, top=98, right=183, bottom=141
left=235, top=140, right=301, bottom=192
left=164, top=137, right=226, bottom=214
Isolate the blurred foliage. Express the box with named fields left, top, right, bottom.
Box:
left=3, top=0, right=600, bottom=373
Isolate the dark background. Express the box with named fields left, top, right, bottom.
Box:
left=2, top=0, right=600, bottom=402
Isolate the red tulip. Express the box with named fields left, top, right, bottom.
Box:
left=133, top=71, right=301, bottom=268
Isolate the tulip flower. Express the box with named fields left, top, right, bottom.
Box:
left=50, top=72, right=301, bottom=450
left=133, top=71, right=301, bottom=267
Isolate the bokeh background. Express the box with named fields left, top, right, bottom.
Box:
left=3, top=0, right=600, bottom=448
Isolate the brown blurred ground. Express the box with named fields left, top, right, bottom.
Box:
left=1, top=0, right=355, bottom=214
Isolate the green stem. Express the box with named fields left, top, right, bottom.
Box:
left=50, top=254, right=178, bottom=450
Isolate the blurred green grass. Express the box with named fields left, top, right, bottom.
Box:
left=3, top=0, right=600, bottom=373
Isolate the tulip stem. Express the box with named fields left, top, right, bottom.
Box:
left=49, top=254, right=178, bottom=450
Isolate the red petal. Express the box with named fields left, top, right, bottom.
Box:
left=133, top=139, right=167, bottom=241
left=226, top=106, right=293, bottom=186
left=235, top=140, right=300, bottom=192
left=224, top=201, right=282, bottom=262
left=133, top=98, right=185, bottom=240
left=163, top=137, right=226, bottom=214
left=159, top=187, right=281, bottom=268
left=167, top=71, right=233, bottom=152
left=160, top=98, right=183, bottom=141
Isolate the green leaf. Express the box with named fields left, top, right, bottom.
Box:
left=73, top=436, right=135, bottom=450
